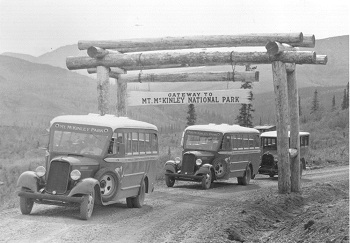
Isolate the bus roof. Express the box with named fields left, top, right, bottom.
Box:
left=185, top=124, right=260, bottom=134
left=260, top=131, right=310, bottom=137
left=50, top=113, right=158, bottom=131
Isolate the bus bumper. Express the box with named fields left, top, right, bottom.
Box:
left=258, top=166, right=278, bottom=175
left=165, top=172, right=204, bottom=182
left=18, top=191, right=84, bottom=204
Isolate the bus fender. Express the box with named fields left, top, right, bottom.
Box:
left=17, top=171, right=39, bottom=193
left=195, top=164, right=213, bottom=175
left=164, top=160, right=176, bottom=173
left=68, top=178, right=99, bottom=197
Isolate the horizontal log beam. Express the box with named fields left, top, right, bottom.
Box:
left=302, top=34, right=315, bottom=48
left=316, top=55, right=328, bottom=65
left=86, top=68, right=259, bottom=82
left=66, top=50, right=317, bottom=70
left=130, top=71, right=258, bottom=83
left=78, top=33, right=314, bottom=53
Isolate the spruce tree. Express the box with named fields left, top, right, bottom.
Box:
left=236, top=83, right=254, bottom=127
left=332, top=95, right=336, bottom=111
left=186, top=104, right=197, bottom=126
left=342, top=82, right=349, bottom=110
left=347, top=82, right=349, bottom=109
left=235, top=65, right=255, bottom=127
left=310, top=89, right=319, bottom=114
left=341, top=89, right=347, bottom=110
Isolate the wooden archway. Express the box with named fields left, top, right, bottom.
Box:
left=66, top=33, right=327, bottom=194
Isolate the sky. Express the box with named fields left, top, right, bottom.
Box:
left=0, top=0, right=348, bottom=56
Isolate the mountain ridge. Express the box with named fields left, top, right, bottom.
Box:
left=0, top=35, right=348, bottom=128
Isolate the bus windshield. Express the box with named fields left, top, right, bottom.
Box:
left=261, top=137, right=277, bottom=150
left=52, top=130, right=109, bottom=156
left=184, top=131, right=222, bottom=151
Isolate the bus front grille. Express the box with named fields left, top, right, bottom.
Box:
left=181, top=154, right=196, bottom=175
left=46, top=161, right=70, bottom=194
left=261, top=153, right=276, bottom=167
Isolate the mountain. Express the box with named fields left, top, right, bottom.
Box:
left=2, top=35, right=348, bottom=91
left=2, top=44, right=87, bottom=76
left=0, top=55, right=182, bottom=127
left=0, top=55, right=97, bottom=126
left=0, top=36, right=348, bottom=128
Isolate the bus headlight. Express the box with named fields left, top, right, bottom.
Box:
left=35, top=166, right=46, bottom=177
left=175, top=157, right=181, bottom=164
left=70, top=170, right=81, bottom=181
left=196, top=159, right=202, bottom=166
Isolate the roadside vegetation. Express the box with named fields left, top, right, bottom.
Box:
left=0, top=85, right=348, bottom=212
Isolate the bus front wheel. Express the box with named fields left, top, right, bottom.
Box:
left=165, top=172, right=175, bottom=187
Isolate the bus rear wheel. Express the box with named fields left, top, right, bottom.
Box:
left=238, top=166, right=251, bottom=185
left=126, top=179, right=146, bottom=208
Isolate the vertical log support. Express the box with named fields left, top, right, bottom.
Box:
left=116, top=76, right=127, bottom=116
left=272, top=61, right=291, bottom=194
left=97, top=66, right=110, bottom=115
left=286, top=63, right=301, bottom=192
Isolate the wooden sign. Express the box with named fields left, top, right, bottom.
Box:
left=127, top=89, right=251, bottom=106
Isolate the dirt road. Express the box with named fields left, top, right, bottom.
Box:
left=0, top=165, right=348, bottom=243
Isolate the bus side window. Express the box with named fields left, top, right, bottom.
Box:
left=233, top=134, right=243, bottom=150
left=132, top=132, right=139, bottom=155
left=248, top=135, right=255, bottom=149
left=108, top=138, right=114, bottom=154
left=222, top=135, right=231, bottom=150
left=254, top=135, right=260, bottom=149
left=301, top=136, right=309, bottom=146
left=139, top=133, right=145, bottom=154
left=116, top=134, right=125, bottom=155
left=150, top=133, right=158, bottom=154
left=243, top=134, right=250, bottom=150
left=145, top=133, right=151, bottom=154
left=126, top=132, right=132, bottom=155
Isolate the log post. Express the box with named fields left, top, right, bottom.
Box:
left=286, top=63, right=301, bottom=192
left=272, top=61, right=291, bottom=194
left=116, top=75, right=127, bottom=116
left=97, top=66, right=110, bottom=115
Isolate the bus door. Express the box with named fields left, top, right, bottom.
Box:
left=229, top=134, right=249, bottom=178
left=116, top=131, right=158, bottom=198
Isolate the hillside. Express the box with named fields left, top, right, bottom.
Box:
left=0, top=55, right=97, bottom=126
left=0, top=35, right=348, bottom=130
left=2, top=35, right=349, bottom=92
left=0, top=55, right=183, bottom=128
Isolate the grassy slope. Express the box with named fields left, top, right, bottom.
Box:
left=0, top=36, right=348, bottom=211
